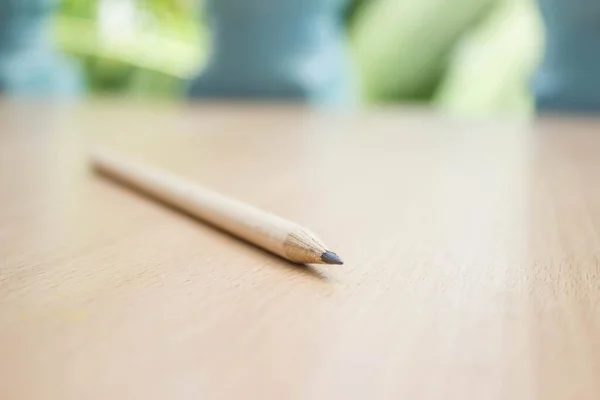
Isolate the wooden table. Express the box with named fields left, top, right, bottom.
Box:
left=1, top=101, right=599, bottom=399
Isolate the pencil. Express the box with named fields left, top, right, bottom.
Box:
left=90, top=148, right=343, bottom=265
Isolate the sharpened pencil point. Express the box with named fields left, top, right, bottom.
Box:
left=321, top=251, right=343, bottom=265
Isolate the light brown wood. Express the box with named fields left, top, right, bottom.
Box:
left=90, top=148, right=341, bottom=265
left=1, top=101, right=600, bottom=400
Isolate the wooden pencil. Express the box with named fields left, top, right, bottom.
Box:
left=90, top=148, right=343, bottom=265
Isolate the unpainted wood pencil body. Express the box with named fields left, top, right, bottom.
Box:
left=90, top=149, right=341, bottom=265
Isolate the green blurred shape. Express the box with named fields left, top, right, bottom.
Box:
left=433, top=0, right=543, bottom=116
left=53, top=0, right=208, bottom=97
left=350, top=0, right=498, bottom=102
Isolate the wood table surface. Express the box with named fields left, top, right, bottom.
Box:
left=1, top=101, right=600, bottom=400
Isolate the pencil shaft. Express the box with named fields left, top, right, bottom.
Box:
left=90, top=149, right=333, bottom=264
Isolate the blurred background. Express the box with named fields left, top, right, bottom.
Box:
left=55, top=0, right=207, bottom=98
left=2, top=0, right=545, bottom=116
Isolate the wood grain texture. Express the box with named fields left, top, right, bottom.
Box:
left=1, top=101, right=600, bottom=399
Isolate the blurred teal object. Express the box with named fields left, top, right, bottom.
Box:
left=534, top=0, right=600, bottom=112
left=0, top=0, right=81, bottom=96
left=187, top=0, right=355, bottom=106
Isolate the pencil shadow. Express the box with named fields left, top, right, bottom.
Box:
left=94, top=169, right=330, bottom=283
left=248, top=245, right=331, bottom=282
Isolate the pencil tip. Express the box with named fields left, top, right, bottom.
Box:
left=321, top=250, right=344, bottom=265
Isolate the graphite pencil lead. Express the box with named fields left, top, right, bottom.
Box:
left=321, top=250, right=344, bottom=265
